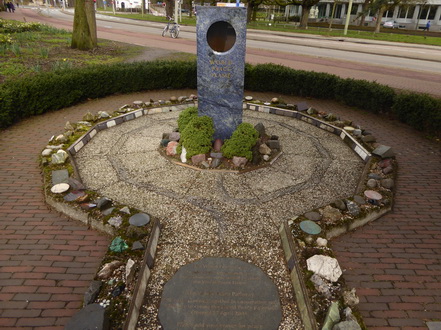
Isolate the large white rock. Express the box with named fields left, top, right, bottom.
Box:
left=307, top=255, right=342, bottom=283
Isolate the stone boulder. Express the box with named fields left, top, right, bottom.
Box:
left=307, top=255, right=342, bottom=282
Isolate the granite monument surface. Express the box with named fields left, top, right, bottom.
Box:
left=158, top=257, right=282, bottom=329
left=196, top=6, right=247, bottom=140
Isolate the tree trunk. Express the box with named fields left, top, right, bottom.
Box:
left=247, top=3, right=253, bottom=22
left=71, top=0, right=97, bottom=50
left=299, top=6, right=310, bottom=27
left=165, top=0, right=174, bottom=18
left=374, top=7, right=385, bottom=33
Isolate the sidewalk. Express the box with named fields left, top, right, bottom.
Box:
left=1, top=89, right=440, bottom=329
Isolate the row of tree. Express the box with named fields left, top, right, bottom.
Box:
left=71, top=0, right=420, bottom=50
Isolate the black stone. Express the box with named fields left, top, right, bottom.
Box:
left=368, top=173, right=382, bottom=180
left=158, top=257, right=282, bottom=329
left=68, top=177, right=86, bottom=191
left=65, top=303, right=109, bottom=330
left=160, top=139, right=170, bottom=147
left=96, top=197, right=112, bottom=210
left=101, top=207, right=115, bottom=216
left=64, top=190, right=86, bottom=202
left=270, top=135, right=279, bottom=140
left=251, top=143, right=262, bottom=165
left=267, top=140, right=281, bottom=150
left=112, top=284, right=125, bottom=297
left=254, top=123, right=266, bottom=137
left=84, top=281, right=102, bottom=306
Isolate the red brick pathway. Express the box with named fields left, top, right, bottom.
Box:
left=0, top=89, right=440, bottom=329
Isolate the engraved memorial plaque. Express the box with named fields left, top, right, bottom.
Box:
left=197, top=6, right=247, bottom=140
left=158, top=257, right=282, bottom=329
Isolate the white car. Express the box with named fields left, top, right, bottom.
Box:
left=383, top=20, right=400, bottom=29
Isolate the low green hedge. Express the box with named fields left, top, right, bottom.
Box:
left=0, top=61, right=439, bottom=138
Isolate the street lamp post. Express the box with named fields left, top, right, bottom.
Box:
left=343, top=0, right=353, bottom=35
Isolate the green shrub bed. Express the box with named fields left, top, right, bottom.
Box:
left=1, top=60, right=439, bottom=138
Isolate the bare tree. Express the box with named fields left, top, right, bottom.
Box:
left=71, top=0, right=97, bottom=50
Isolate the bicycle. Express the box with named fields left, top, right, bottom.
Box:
left=162, top=17, right=180, bottom=39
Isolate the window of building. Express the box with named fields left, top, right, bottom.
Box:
left=317, top=3, right=327, bottom=18
left=398, top=5, right=415, bottom=19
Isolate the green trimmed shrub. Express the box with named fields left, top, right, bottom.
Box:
left=221, top=123, right=259, bottom=161
left=180, top=116, right=214, bottom=159
left=177, top=106, right=198, bottom=132
left=393, top=93, right=441, bottom=136
left=334, top=78, right=395, bottom=113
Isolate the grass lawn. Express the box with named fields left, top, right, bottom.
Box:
left=0, top=18, right=144, bottom=83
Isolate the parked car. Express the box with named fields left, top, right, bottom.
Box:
left=382, top=20, right=400, bottom=28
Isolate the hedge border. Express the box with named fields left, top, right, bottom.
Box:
left=1, top=61, right=440, bottom=137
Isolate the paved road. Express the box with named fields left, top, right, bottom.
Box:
left=3, top=7, right=441, bottom=97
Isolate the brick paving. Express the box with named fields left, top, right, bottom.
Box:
left=1, top=89, right=439, bottom=329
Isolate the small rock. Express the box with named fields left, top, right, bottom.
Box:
left=232, top=156, right=247, bottom=168
left=343, top=307, right=358, bottom=322
left=305, top=211, right=321, bottom=221
left=353, top=129, right=362, bottom=136
left=368, top=173, right=382, bottom=180
left=307, top=255, right=342, bottom=282
left=133, top=100, right=144, bottom=108
left=310, top=274, right=332, bottom=299
left=322, top=205, right=342, bottom=223
left=80, top=203, right=96, bottom=210
left=177, top=96, right=187, bottom=102
left=180, top=146, right=187, bottom=163
left=160, top=139, right=170, bottom=147
left=111, top=284, right=125, bottom=297
left=52, top=169, right=69, bottom=185
left=333, top=320, right=362, bottom=330
left=68, top=177, right=85, bottom=191
left=64, top=190, right=86, bottom=202
left=353, top=195, right=365, bottom=205
left=83, top=112, right=95, bottom=122
left=267, top=140, right=280, bottom=150
left=42, top=149, right=53, bottom=157
left=166, top=141, right=178, bottom=156
left=346, top=200, right=360, bottom=217
left=201, top=161, right=210, bottom=168
left=191, top=154, right=206, bottom=166
left=109, top=237, right=128, bottom=253
left=372, top=145, right=395, bottom=159
left=132, top=241, right=144, bottom=250
left=55, top=134, right=67, bottom=143
left=83, top=281, right=102, bottom=306
left=97, top=111, right=110, bottom=119
left=343, top=288, right=360, bottom=307
left=251, top=144, right=262, bottom=165
left=307, top=107, right=317, bottom=115
left=96, top=197, right=112, bottom=210
left=97, top=260, right=123, bottom=279
left=325, top=113, right=337, bottom=121
left=263, top=155, right=270, bottom=161
left=51, top=150, right=68, bottom=165
left=51, top=183, right=70, bottom=194
left=259, top=144, right=271, bottom=155
left=126, top=259, right=136, bottom=283
left=366, top=179, right=377, bottom=188
left=211, top=158, right=221, bottom=168
left=271, top=97, right=279, bottom=104
left=254, top=123, right=266, bottom=137
left=120, top=206, right=131, bottom=214
left=46, top=144, right=63, bottom=150
left=322, top=301, right=340, bottom=329
left=65, top=121, right=74, bottom=131
left=334, top=200, right=346, bottom=211
left=361, top=135, right=376, bottom=143
left=244, top=96, right=253, bottom=101
left=378, top=158, right=393, bottom=168
left=101, top=207, right=115, bottom=216
left=382, top=166, right=393, bottom=174
left=210, top=152, right=223, bottom=159
left=108, top=216, right=123, bottom=228
left=316, top=237, right=328, bottom=247
left=381, top=178, right=394, bottom=189
left=169, top=132, right=180, bottom=141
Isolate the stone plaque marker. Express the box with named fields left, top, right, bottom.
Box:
left=197, top=6, right=247, bottom=140
left=158, top=257, right=282, bottom=329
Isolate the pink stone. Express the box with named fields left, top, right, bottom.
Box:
left=364, top=190, right=382, bottom=200
left=213, top=138, right=223, bottom=152
left=191, top=154, right=206, bottom=165
left=232, top=156, right=247, bottom=168
left=166, top=141, right=178, bottom=156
